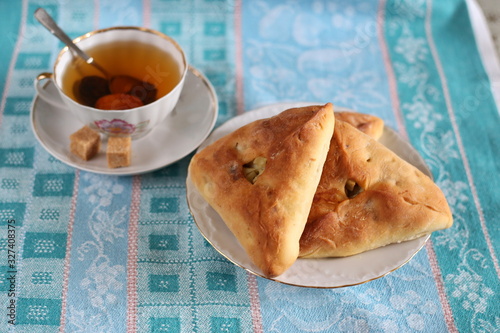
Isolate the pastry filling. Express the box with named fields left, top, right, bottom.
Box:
left=345, top=179, right=363, bottom=199
left=243, top=157, right=267, bottom=184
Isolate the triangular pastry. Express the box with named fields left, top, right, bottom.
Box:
left=189, top=104, right=335, bottom=276
left=300, top=120, right=453, bottom=258
left=335, top=111, right=384, bottom=140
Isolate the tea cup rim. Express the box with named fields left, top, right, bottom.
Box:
left=51, top=25, right=188, bottom=113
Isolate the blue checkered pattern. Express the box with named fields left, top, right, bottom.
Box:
left=0, top=0, right=499, bottom=332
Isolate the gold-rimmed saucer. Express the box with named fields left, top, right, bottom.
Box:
left=30, top=67, right=218, bottom=176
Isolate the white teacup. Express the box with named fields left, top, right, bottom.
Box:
left=35, top=26, right=187, bottom=140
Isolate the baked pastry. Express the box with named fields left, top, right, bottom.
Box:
left=335, top=111, right=384, bottom=140
left=300, top=111, right=383, bottom=232
left=189, top=104, right=335, bottom=277
left=299, top=120, right=453, bottom=258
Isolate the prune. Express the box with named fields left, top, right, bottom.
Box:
left=78, top=76, right=110, bottom=107
left=129, top=81, right=157, bottom=105
left=109, top=75, right=157, bottom=105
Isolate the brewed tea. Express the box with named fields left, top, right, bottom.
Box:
left=61, top=40, right=181, bottom=107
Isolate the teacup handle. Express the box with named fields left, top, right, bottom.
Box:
left=34, top=73, right=67, bottom=109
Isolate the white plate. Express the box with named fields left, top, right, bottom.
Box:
left=187, top=102, right=431, bottom=288
left=31, top=67, right=218, bottom=176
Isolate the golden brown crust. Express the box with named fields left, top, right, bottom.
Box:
left=300, top=120, right=453, bottom=258
left=335, top=111, right=384, bottom=140
left=189, top=104, right=335, bottom=276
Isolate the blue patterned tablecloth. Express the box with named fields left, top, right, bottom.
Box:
left=0, top=0, right=499, bottom=332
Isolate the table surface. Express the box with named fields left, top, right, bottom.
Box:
left=477, top=0, right=500, bottom=55
left=0, top=0, right=499, bottom=332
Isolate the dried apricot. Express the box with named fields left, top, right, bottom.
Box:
left=95, top=93, right=144, bottom=110
left=109, top=75, right=141, bottom=94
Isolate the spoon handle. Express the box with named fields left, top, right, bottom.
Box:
left=34, top=8, right=92, bottom=63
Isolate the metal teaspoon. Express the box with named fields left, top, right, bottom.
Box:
left=34, top=7, right=110, bottom=79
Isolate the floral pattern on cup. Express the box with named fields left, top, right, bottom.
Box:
left=93, top=119, right=150, bottom=135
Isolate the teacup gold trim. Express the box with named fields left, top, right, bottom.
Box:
left=36, top=72, right=53, bottom=81
left=54, top=26, right=187, bottom=74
